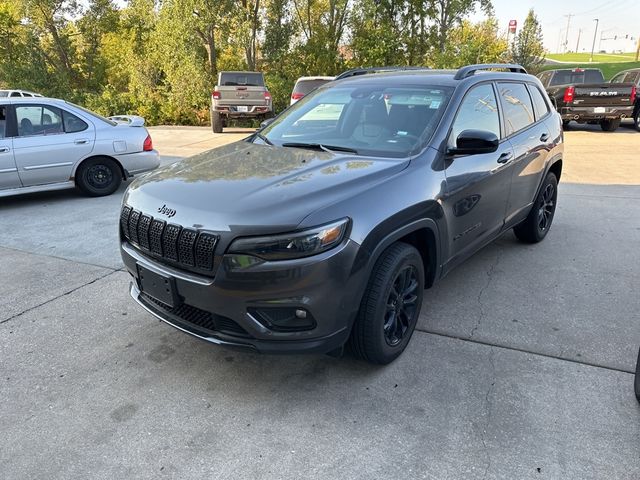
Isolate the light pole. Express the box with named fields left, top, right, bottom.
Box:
left=590, top=18, right=599, bottom=62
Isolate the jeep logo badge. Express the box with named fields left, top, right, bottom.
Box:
left=157, top=204, right=176, bottom=218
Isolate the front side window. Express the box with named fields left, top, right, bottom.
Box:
left=0, top=105, right=6, bottom=139
left=498, top=83, right=535, bottom=136
left=261, top=84, right=453, bottom=158
left=16, top=105, right=64, bottom=137
left=450, top=83, right=500, bottom=143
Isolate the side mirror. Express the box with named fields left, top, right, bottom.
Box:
left=260, top=117, right=275, bottom=129
left=449, top=129, right=499, bottom=155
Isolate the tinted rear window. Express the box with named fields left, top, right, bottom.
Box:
left=0, top=91, right=8, bottom=97
left=220, top=73, right=264, bottom=87
left=294, top=79, right=332, bottom=95
left=549, top=70, right=604, bottom=86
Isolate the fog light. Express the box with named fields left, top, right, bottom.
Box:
left=248, top=307, right=316, bottom=332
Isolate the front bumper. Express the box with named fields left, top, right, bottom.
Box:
left=560, top=105, right=634, bottom=121
left=121, top=239, right=366, bottom=355
left=115, top=149, right=161, bottom=176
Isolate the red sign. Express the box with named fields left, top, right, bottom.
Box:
left=509, top=19, right=517, bottom=34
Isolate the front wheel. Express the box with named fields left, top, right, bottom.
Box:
left=514, top=172, right=558, bottom=243
left=349, top=242, right=425, bottom=364
left=76, top=156, right=122, bottom=197
left=600, top=119, right=620, bottom=132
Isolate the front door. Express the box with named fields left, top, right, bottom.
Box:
left=442, top=82, right=514, bottom=268
left=0, top=103, right=21, bottom=190
left=12, top=103, right=94, bottom=187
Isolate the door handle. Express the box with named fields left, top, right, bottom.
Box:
left=74, top=139, right=89, bottom=145
left=497, top=152, right=513, bottom=164
left=0, top=146, right=9, bottom=153
left=540, top=133, right=549, bottom=142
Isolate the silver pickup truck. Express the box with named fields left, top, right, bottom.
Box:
left=210, top=71, right=273, bottom=133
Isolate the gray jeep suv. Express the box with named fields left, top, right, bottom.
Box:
left=120, top=64, right=563, bottom=364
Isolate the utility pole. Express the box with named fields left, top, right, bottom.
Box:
left=590, top=18, right=599, bottom=62
left=575, top=29, right=582, bottom=52
left=564, top=14, right=573, bottom=52
left=636, top=36, right=640, bottom=61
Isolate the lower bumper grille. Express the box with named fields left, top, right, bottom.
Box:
left=140, top=292, right=252, bottom=339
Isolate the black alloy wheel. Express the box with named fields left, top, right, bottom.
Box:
left=384, top=265, right=419, bottom=346
left=537, top=182, right=556, bottom=233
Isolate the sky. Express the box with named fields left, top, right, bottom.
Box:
left=476, top=0, right=639, bottom=54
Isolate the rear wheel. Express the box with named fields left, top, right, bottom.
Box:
left=633, top=109, right=640, bottom=132
left=76, top=156, right=122, bottom=197
left=600, top=119, right=620, bottom=132
left=562, top=120, right=571, bottom=129
left=211, top=111, right=223, bottom=133
left=349, top=242, right=424, bottom=365
left=514, top=172, right=558, bottom=243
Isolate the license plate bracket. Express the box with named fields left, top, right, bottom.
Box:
left=237, top=105, right=249, bottom=113
left=137, top=264, right=179, bottom=308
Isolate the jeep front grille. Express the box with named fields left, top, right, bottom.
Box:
left=120, top=205, right=218, bottom=274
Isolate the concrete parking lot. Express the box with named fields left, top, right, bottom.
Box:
left=1, top=124, right=639, bottom=479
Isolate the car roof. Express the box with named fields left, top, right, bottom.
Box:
left=3, top=97, right=66, bottom=104
left=296, top=76, right=334, bottom=81
left=332, top=69, right=537, bottom=87
left=219, top=71, right=263, bottom=75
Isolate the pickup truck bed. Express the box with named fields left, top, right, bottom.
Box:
left=538, top=68, right=636, bottom=131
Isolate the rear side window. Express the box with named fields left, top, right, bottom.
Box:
left=611, top=73, right=626, bottom=83
left=450, top=83, right=500, bottom=142
left=62, top=110, right=88, bottom=133
left=624, top=72, right=640, bottom=85
left=497, top=83, right=535, bottom=136
left=219, top=73, right=264, bottom=87
left=294, top=79, right=331, bottom=95
left=527, top=85, right=550, bottom=120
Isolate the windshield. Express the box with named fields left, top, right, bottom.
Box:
left=549, top=70, right=604, bottom=86
left=260, top=84, right=453, bottom=158
left=66, top=102, right=118, bottom=126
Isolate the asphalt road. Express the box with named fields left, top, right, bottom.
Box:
left=1, top=125, right=639, bottom=479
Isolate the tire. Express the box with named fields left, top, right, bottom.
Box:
left=349, top=242, right=425, bottom=364
left=633, top=109, right=640, bottom=132
left=211, top=111, right=223, bottom=133
left=514, top=172, right=558, bottom=243
left=75, top=156, right=122, bottom=197
left=635, top=347, right=640, bottom=403
left=562, top=120, right=570, bottom=129
left=600, top=119, right=620, bottom=132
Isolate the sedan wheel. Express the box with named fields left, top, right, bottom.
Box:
left=76, top=157, right=122, bottom=197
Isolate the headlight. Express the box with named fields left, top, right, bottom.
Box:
left=227, top=218, right=350, bottom=261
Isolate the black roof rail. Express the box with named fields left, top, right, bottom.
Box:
left=335, top=66, right=431, bottom=81
left=453, top=64, right=527, bottom=80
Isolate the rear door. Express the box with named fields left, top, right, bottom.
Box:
left=443, top=82, right=515, bottom=264
left=498, top=82, right=550, bottom=224
left=0, top=103, right=21, bottom=190
left=13, top=103, right=94, bottom=186
left=217, top=72, right=266, bottom=111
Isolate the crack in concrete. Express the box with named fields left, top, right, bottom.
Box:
left=470, top=249, right=501, bottom=339
left=414, top=328, right=636, bottom=375
left=0, top=270, right=121, bottom=326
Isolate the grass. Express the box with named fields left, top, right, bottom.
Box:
left=546, top=52, right=638, bottom=63
left=539, top=61, right=640, bottom=80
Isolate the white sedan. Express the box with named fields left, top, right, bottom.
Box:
left=0, top=98, right=160, bottom=197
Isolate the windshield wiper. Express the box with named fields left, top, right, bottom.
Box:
left=281, top=142, right=358, bottom=155
left=254, top=132, right=273, bottom=145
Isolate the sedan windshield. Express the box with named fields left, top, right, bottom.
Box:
left=260, top=83, right=453, bottom=158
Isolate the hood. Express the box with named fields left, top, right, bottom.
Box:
left=124, top=141, right=409, bottom=234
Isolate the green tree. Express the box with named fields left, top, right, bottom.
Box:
left=510, top=8, right=545, bottom=73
